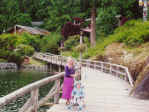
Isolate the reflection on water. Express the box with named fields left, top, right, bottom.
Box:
left=0, top=72, right=53, bottom=112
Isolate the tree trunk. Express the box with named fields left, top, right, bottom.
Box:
left=90, top=7, right=96, bottom=47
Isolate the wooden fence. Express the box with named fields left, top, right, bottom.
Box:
left=0, top=63, right=17, bottom=72
left=0, top=72, right=64, bottom=112
left=0, top=52, right=134, bottom=112
left=79, top=59, right=134, bottom=87
left=33, top=52, right=134, bottom=87
left=0, top=60, right=81, bottom=112
left=21, top=65, right=48, bottom=73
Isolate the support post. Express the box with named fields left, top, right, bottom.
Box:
left=110, top=64, right=112, bottom=74
left=143, top=0, right=148, bottom=21
left=90, top=7, right=96, bottom=47
left=54, top=80, right=60, bottom=104
left=80, top=32, right=83, bottom=60
left=59, top=66, right=61, bottom=72
left=31, top=88, right=39, bottom=112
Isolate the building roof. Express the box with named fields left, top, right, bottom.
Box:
left=7, top=25, right=49, bottom=35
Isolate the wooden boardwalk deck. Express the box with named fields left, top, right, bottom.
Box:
left=47, top=67, right=149, bottom=112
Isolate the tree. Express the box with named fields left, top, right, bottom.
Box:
left=81, top=0, right=100, bottom=47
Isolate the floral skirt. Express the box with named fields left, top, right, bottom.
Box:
left=67, top=80, right=87, bottom=112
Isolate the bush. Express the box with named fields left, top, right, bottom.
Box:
left=40, top=32, right=62, bottom=54
left=16, top=44, right=35, bottom=56
left=7, top=52, right=24, bottom=67
left=0, top=58, right=7, bottom=62
left=21, top=33, right=41, bottom=51
left=110, top=20, right=149, bottom=46
left=83, top=19, right=149, bottom=59
left=64, top=35, right=80, bottom=50
left=75, top=44, right=87, bottom=52
left=64, top=35, right=90, bottom=50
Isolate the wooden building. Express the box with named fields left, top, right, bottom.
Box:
left=7, top=25, right=49, bottom=35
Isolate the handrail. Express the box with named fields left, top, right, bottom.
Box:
left=79, top=59, right=134, bottom=87
left=21, top=65, right=48, bottom=73
left=0, top=53, right=82, bottom=112
left=0, top=72, right=64, bottom=112
left=0, top=63, right=17, bottom=72
left=33, top=52, right=134, bottom=87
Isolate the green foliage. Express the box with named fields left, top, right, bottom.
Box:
left=0, top=58, right=7, bottom=62
left=96, top=6, right=118, bottom=35
left=75, top=44, right=87, bottom=52
left=0, top=34, right=36, bottom=65
left=21, top=33, right=41, bottom=51
left=64, top=35, right=80, bottom=50
left=110, top=20, right=149, bottom=46
left=16, top=44, right=35, bottom=56
left=62, top=51, right=79, bottom=58
left=7, top=52, right=24, bottom=67
left=62, top=35, right=90, bottom=58
left=96, top=0, right=140, bottom=36
left=83, top=19, right=149, bottom=59
left=40, top=32, right=62, bottom=53
left=64, top=35, right=90, bottom=51
left=0, top=34, right=24, bottom=50
left=42, top=0, right=84, bottom=31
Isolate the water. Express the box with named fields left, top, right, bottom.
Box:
left=0, top=72, right=54, bottom=112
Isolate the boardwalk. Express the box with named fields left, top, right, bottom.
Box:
left=48, top=67, right=149, bottom=112
left=0, top=52, right=148, bottom=112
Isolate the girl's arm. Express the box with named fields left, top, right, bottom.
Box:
left=70, top=71, right=79, bottom=78
left=70, top=73, right=78, bottom=78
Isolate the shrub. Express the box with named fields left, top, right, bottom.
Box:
left=113, top=20, right=149, bottom=46
left=21, top=33, right=41, bottom=51
left=75, top=44, right=87, bottom=52
left=64, top=35, right=80, bottom=50
left=83, top=19, right=149, bottom=59
left=16, top=44, right=35, bottom=56
left=0, top=58, right=7, bottom=62
left=40, top=32, right=62, bottom=54
left=64, top=35, right=89, bottom=50
left=7, top=52, right=24, bottom=67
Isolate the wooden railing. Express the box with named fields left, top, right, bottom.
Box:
left=33, top=52, right=68, bottom=66
left=0, top=52, right=134, bottom=112
left=33, top=52, right=134, bottom=87
left=0, top=63, right=17, bottom=72
left=79, top=59, right=134, bottom=87
left=0, top=55, right=81, bottom=112
left=20, top=65, right=48, bottom=73
left=0, top=72, right=64, bottom=112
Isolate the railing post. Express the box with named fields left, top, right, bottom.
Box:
left=110, top=64, right=112, bottom=74
left=126, top=68, right=134, bottom=87
left=101, top=62, right=103, bottom=72
left=54, top=80, right=60, bottom=104
left=31, top=88, right=39, bottom=112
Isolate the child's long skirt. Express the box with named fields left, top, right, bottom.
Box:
left=62, top=77, right=74, bottom=100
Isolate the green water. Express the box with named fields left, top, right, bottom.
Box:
left=0, top=72, right=54, bottom=112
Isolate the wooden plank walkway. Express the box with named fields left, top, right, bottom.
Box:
left=47, top=67, right=149, bottom=112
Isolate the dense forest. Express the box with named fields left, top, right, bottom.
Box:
left=0, top=0, right=141, bottom=33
